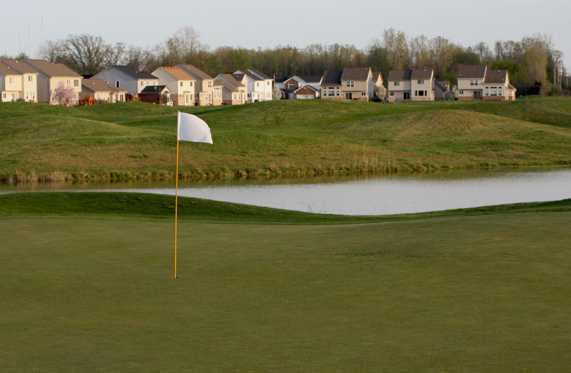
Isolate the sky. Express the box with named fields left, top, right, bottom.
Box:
left=1, top=0, right=570, bottom=69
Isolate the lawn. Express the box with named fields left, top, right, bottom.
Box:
left=1, top=97, right=571, bottom=183
left=1, top=193, right=571, bottom=372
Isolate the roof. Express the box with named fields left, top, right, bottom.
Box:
left=456, top=64, right=487, bottom=79
left=321, top=70, right=342, bottom=86
left=341, top=67, right=371, bottom=81
left=233, top=69, right=271, bottom=81
left=411, top=68, right=433, bottom=80
left=23, top=59, right=81, bottom=77
left=232, top=72, right=245, bottom=82
left=110, top=66, right=157, bottom=80
left=299, top=75, right=322, bottom=83
left=140, top=85, right=168, bottom=94
left=157, top=66, right=195, bottom=81
left=388, top=70, right=412, bottom=82
left=82, top=78, right=123, bottom=93
left=0, top=60, right=21, bottom=75
left=177, top=64, right=212, bottom=80
left=0, top=59, right=38, bottom=74
left=214, top=74, right=244, bottom=91
left=295, top=85, right=319, bottom=94
left=484, top=69, right=508, bottom=84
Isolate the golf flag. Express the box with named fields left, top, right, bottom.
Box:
left=172, top=112, right=213, bottom=280
left=177, top=112, right=213, bottom=144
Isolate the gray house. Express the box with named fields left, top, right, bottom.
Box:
left=93, top=66, right=159, bottom=97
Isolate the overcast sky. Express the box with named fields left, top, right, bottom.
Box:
left=1, top=0, right=569, bottom=68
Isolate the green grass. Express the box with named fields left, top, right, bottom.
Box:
left=1, top=193, right=571, bottom=372
left=2, top=97, right=571, bottom=183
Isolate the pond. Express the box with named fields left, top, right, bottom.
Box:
left=3, top=169, right=570, bottom=215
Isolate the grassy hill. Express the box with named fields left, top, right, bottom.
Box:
left=1, top=192, right=571, bottom=372
left=1, top=97, right=571, bottom=183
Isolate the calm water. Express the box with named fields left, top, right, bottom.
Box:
left=4, top=169, right=568, bottom=215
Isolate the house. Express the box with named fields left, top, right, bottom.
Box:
left=1, top=59, right=46, bottom=103
left=212, top=74, right=247, bottom=106
left=138, top=85, right=172, bottom=105
left=340, top=67, right=374, bottom=101
left=320, top=70, right=343, bottom=100
left=411, top=68, right=435, bottom=101
left=152, top=66, right=197, bottom=106
left=455, top=65, right=487, bottom=100
left=20, top=59, right=82, bottom=105
left=232, top=69, right=274, bottom=102
left=281, top=75, right=323, bottom=99
left=176, top=64, right=214, bottom=107
left=93, top=66, right=159, bottom=97
left=388, top=68, right=435, bottom=102
left=80, top=78, right=127, bottom=104
left=387, top=70, right=412, bottom=102
left=0, top=60, right=26, bottom=102
left=294, top=85, right=319, bottom=100
left=482, top=69, right=517, bottom=101
left=373, top=72, right=386, bottom=101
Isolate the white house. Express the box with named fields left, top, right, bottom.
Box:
left=232, top=69, right=273, bottom=102
left=212, top=74, right=247, bottom=106
left=93, top=66, right=159, bottom=96
left=81, top=78, right=127, bottom=103
left=482, top=69, right=517, bottom=101
left=455, top=65, right=516, bottom=101
left=23, top=59, right=83, bottom=105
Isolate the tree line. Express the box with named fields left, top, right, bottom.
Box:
left=6, top=27, right=569, bottom=95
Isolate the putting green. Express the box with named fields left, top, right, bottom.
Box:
left=1, top=193, right=571, bottom=372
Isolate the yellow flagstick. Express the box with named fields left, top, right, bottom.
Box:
left=173, top=138, right=180, bottom=280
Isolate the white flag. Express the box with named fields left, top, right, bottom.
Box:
left=177, top=112, right=213, bottom=144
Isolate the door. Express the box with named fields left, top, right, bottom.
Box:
left=474, top=91, right=482, bottom=99
left=404, top=92, right=411, bottom=100
left=345, top=92, right=353, bottom=100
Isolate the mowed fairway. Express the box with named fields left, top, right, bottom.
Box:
left=1, top=194, right=571, bottom=372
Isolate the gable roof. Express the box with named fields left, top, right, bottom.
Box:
left=177, top=64, right=212, bottom=80
left=0, top=60, right=21, bottom=75
left=342, top=67, right=371, bottom=81
left=214, top=74, right=244, bottom=91
left=295, top=85, right=319, bottom=95
left=299, top=75, right=323, bottom=84
left=23, top=59, right=81, bottom=77
left=233, top=68, right=271, bottom=81
left=388, top=70, right=412, bottom=82
left=484, top=69, right=508, bottom=84
left=456, top=64, right=487, bottom=79
left=157, top=66, right=195, bottom=81
left=0, top=59, right=38, bottom=74
left=322, top=70, right=342, bottom=86
left=411, top=68, right=433, bottom=80
left=109, top=66, right=157, bottom=80
left=82, top=78, right=123, bottom=93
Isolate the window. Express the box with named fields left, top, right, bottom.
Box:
left=28, top=75, right=33, bottom=82
left=180, top=82, right=184, bottom=87
left=417, top=80, right=423, bottom=84
left=459, top=90, right=464, bottom=94
left=390, top=92, right=395, bottom=96
left=395, top=81, right=400, bottom=86
left=346, top=80, right=354, bottom=88
left=74, top=80, right=79, bottom=88
left=8, top=77, right=13, bottom=84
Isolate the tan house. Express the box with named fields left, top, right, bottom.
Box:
left=23, top=59, right=82, bottom=105
left=483, top=69, right=517, bottom=101
left=320, top=70, right=343, bottom=100
left=81, top=78, right=127, bottom=104
left=0, top=59, right=41, bottom=103
left=341, top=67, right=374, bottom=101
left=455, top=65, right=487, bottom=100
left=212, top=74, right=247, bottom=106
left=176, top=64, right=214, bottom=106
left=388, top=68, right=435, bottom=102
left=152, top=66, right=197, bottom=106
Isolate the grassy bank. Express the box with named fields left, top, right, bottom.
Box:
left=1, top=192, right=571, bottom=372
left=1, top=97, right=571, bottom=184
